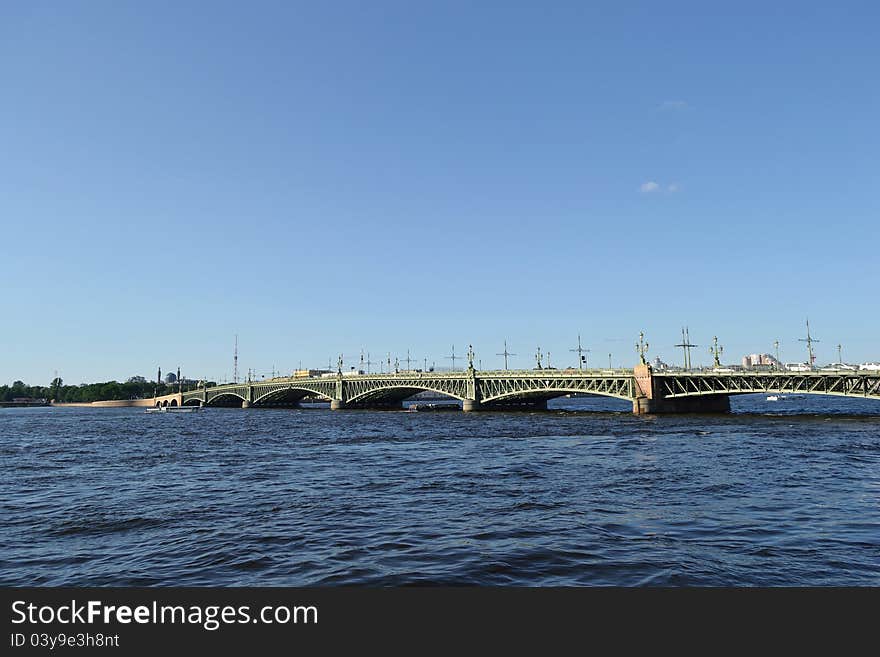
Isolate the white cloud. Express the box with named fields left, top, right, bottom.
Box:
left=659, top=100, right=688, bottom=111
left=640, top=181, right=660, bottom=193
left=667, top=183, right=679, bottom=193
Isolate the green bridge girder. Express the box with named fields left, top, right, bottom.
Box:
left=179, top=368, right=880, bottom=413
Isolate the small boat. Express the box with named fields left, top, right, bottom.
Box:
left=408, top=403, right=459, bottom=412
left=766, top=395, right=788, bottom=402
left=145, top=406, right=201, bottom=413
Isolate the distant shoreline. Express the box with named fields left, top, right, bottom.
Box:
left=51, top=399, right=155, bottom=408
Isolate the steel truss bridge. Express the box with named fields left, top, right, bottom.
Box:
left=155, top=366, right=880, bottom=415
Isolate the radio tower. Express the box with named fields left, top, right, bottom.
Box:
left=233, top=335, right=239, bottom=384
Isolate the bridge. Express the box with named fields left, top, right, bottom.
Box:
left=150, top=364, right=880, bottom=414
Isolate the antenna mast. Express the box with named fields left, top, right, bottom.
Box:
left=798, top=319, right=820, bottom=369
left=674, top=326, right=698, bottom=370
left=496, top=340, right=516, bottom=370
left=569, top=334, right=590, bottom=370
left=446, top=345, right=458, bottom=372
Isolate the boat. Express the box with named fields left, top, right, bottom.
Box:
left=766, top=395, right=789, bottom=402
left=407, top=403, right=460, bottom=412
left=145, top=406, right=202, bottom=413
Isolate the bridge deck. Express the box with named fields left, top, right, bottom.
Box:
left=177, top=368, right=879, bottom=412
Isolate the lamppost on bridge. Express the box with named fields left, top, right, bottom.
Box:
left=337, top=354, right=343, bottom=375
left=837, top=343, right=843, bottom=366
left=404, top=350, right=414, bottom=372
left=636, top=332, right=649, bottom=366
left=774, top=340, right=781, bottom=370
left=467, top=344, right=476, bottom=372
left=570, top=334, right=590, bottom=370
left=710, top=336, right=724, bottom=368
left=535, top=347, right=543, bottom=370
left=394, top=357, right=400, bottom=374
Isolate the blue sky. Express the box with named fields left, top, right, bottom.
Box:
left=2, top=1, right=878, bottom=384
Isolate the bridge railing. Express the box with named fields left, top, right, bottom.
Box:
left=244, top=368, right=635, bottom=380
left=656, top=368, right=876, bottom=376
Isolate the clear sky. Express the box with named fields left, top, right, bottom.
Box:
left=2, top=1, right=878, bottom=384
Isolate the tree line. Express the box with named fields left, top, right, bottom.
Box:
left=1, top=377, right=216, bottom=403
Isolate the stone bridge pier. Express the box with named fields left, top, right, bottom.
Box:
left=633, top=364, right=730, bottom=415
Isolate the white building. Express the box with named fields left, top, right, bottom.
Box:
left=742, top=353, right=783, bottom=370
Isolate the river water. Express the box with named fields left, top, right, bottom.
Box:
left=1, top=395, right=878, bottom=586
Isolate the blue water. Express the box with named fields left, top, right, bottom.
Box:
left=1, top=396, right=878, bottom=586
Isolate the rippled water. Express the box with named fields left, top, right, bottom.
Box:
left=1, top=396, right=878, bottom=586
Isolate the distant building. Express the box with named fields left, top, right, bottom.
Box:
left=165, top=372, right=177, bottom=384
left=742, top=353, right=783, bottom=370
left=292, top=369, right=332, bottom=378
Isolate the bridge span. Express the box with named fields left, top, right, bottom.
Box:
left=153, top=365, right=880, bottom=415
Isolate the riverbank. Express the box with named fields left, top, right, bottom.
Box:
left=52, top=399, right=155, bottom=408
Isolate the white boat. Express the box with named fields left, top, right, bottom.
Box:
left=145, top=406, right=201, bottom=413
left=766, top=395, right=788, bottom=401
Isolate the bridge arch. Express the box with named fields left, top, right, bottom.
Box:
left=655, top=373, right=879, bottom=403
left=252, top=386, right=333, bottom=406
left=480, top=387, right=634, bottom=407
left=672, top=388, right=879, bottom=401
left=346, top=384, right=466, bottom=407
left=206, top=392, right=248, bottom=407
